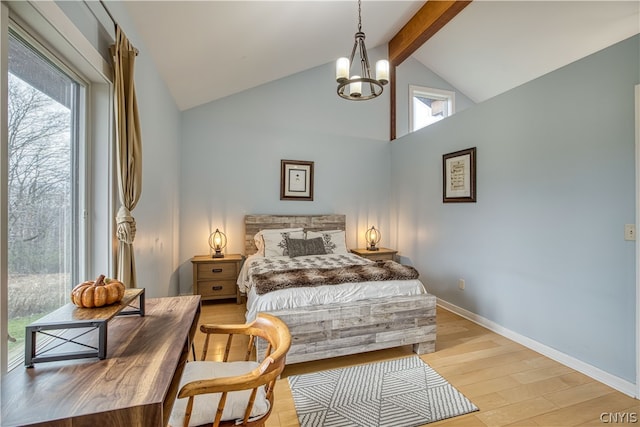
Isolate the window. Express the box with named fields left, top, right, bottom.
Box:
left=409, top=85, right=455, bottom=132
left=6, top=28, right=86, bottom=370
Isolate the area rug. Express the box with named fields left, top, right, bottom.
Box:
left=288, top=356, right=478, bottom=427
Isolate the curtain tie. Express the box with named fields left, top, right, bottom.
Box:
left=116, top=205, right=137, bottom=244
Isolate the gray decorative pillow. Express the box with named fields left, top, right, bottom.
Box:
left=304, top=237, right=327, bottom=256
left=305, top=230, right=348, bottom=254
left=286, top=238, right=308, bottom=257
left=286, top=237, right=327, bottom=257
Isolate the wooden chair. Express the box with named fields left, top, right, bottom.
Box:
left=169, top=313, right=291, bottom=427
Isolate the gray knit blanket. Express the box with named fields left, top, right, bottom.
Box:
left=252, top=260, right=419, bottom=295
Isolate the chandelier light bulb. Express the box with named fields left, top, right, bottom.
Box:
left=350, top=75, right=362, bottom=97
left=376, top=60, right=389, bottom=85
left=336, top=57, right=350, bottom=83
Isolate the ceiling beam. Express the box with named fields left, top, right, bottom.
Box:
left=389, top=0, right=472, bottom=66
left=389, top=0, right=472, bottom=140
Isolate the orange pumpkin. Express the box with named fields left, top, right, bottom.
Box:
left=71, top=274, right=126, bottom=308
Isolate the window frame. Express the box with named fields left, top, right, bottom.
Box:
left=5, top=24, right=88, bottom=371
left=409, top=85, right=456, bottom=132
left=0, top=1, right=115, bottom=375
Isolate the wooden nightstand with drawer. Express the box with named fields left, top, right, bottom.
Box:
left=191, top=254, right=244, bottom=303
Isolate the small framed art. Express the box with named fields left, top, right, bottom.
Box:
left=442, top=147, right=476, bottom=203
left=280, top=159, right=314, bottom=201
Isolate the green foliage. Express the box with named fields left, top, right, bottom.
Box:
left=7, top=312, right=46, bottom=353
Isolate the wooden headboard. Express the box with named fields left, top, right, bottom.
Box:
left=244, top=214, right=346, bottom=255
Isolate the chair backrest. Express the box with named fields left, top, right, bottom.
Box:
left=175, top=313, right=291, bottom=427
left=245, top=313, right=292, bottom=378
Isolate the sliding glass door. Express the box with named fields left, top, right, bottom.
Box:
left=6, top=29, right=85, bottom=370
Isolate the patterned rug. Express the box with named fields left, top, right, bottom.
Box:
left=288, top=356, right=478, bottom=427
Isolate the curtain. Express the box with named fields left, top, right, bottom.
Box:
left=110, top=25, right=142, bottom=288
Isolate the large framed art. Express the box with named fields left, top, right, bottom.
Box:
left=280, top=159, right=314, bottom=201
left=442, top=147, right=476, bottom=203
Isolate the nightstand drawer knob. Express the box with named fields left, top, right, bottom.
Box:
left=211, top=268, right=223, bottom=273
left=211, top=285, right=223, bottom=291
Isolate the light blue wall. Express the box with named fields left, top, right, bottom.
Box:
left=60, top=1, right=183, bottom=298
left=178, top=48, right=393, bottom=295
left=390, top=35, right=639, bottom=382
left=57, top=0, right=639, bottom=384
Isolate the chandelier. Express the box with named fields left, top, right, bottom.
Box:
left=336, top=0, right=389, bottom=101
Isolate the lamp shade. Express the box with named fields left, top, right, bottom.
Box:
left=365, top=226, right=381, bottom=251
left=375, top=60, right=389, bottom=84
left=209, top=228, right=227, bottom=258
left=336, top=57, right=350, bottom=83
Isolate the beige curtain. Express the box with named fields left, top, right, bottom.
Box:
left=110, top=25, right=142, bottom=288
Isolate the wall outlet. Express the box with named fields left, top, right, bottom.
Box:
left=625, top=224, right=636, bottom=241
left=458, top=279, right=465, bottom=290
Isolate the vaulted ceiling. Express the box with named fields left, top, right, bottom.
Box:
left=123, top=1, right=640, bottom=112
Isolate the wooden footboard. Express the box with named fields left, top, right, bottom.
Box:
left=256, top=293, right=437, bottom=364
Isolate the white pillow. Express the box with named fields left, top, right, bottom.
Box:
left=306, top=230, right=348, bottom=254
left=253, top=234, right=265, bottom=256
left=169, top=361, right=269, bottom=427
left=261, top=230, right=305, bottom=257
left=253, top=228, right=303, bottom=256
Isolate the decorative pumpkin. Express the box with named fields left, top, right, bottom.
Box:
left=71, top=275, right=126, bottom=308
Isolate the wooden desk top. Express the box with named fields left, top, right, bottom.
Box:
left=1, top=295, right=201, bottom=427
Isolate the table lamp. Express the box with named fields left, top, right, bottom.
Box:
left=209, top=228, right=227, bottom=258
left=365, top=226, right=381, bottom=251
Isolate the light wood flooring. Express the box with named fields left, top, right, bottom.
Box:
left=194, top=300, right=639, bottom=427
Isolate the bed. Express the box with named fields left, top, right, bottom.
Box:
left=240, top=214, right=437, bottom=364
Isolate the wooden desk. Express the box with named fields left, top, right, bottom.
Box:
left=1, top=295, right=201, bottom=427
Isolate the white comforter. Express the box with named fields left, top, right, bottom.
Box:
left=239, top=253, right=427, bottom=321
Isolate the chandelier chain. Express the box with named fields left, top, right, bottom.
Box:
left=357, top=0, right=362, bottom=32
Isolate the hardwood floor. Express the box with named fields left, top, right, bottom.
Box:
left=194, top=300, right=639, bottom=427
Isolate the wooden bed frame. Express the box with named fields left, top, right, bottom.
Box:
left=244, top=214, right=437, bottom=364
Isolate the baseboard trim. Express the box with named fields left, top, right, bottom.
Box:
left=436, top=298, right=638, bottom=398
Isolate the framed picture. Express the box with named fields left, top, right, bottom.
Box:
left=442, top=147, right=476, bottom=203
left=280, top=160, right=314, bottom=201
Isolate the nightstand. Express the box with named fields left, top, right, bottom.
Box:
left=350, top=247, right=398, bottom=262
left=191, top=254, right=244, bottom=303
